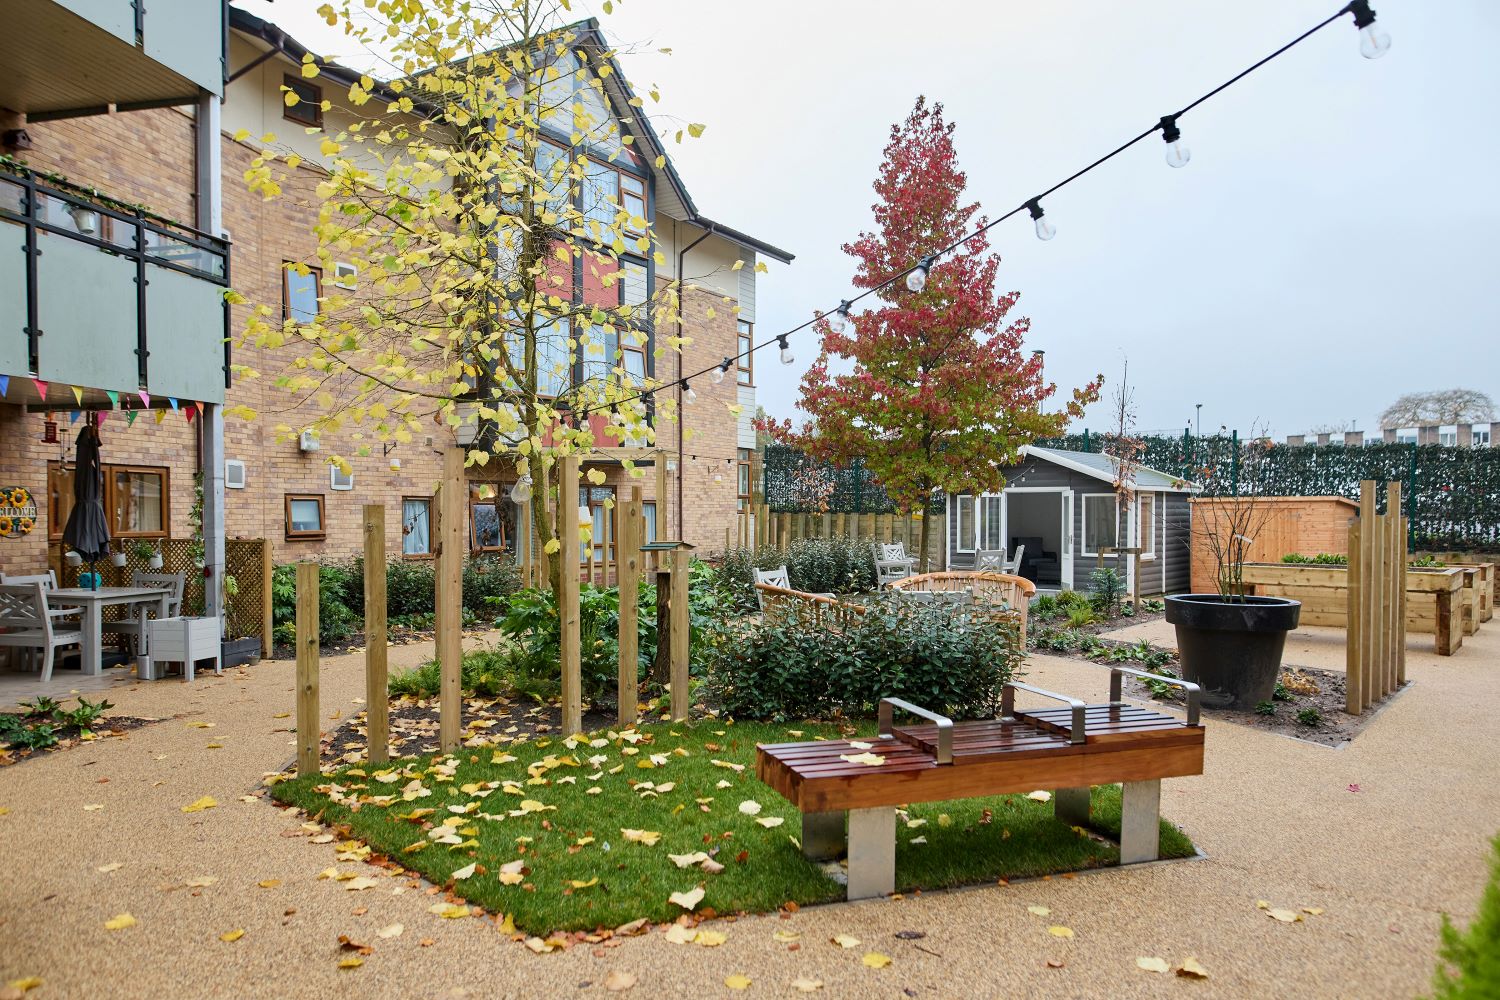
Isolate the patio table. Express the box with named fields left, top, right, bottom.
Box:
left=47, top=587, right=171, bottom=677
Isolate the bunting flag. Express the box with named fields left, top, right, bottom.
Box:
left=33, top=379, right=47, bottom=401
left=69, top=410, right=80, bottom=424
left=105, top=390, right=119, bottom=409
left=126, top=410, right=138, bottom=426
left=167, top=397, right=179, bottom=412
left=0, top=375, right=9, bottom=397
left=98, top=411, right=108, bottom=424
left=184, top=405, right=196, bottom=423
left=194, top=401, right=205, bottom=418
left=139, top=391, right=150, bottom=408
left=154, top=409, right=166, bottom=425
left=70, top=385, right=83, bottom=407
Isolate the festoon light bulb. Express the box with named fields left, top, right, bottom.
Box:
left=712, top=358, right=731, bottom=384
left=1026, top=198, right=1056, bottom=241
left=681, top=379, right=696, bottom=404
left=1348, top=0, right=1390, bottom=59
left=826, top=301, right=852, bottom=334
left=906, top=255, right=935, bottom=293
left=1160, top=115, right=1190, bottom=168
left=777, top=334, right=794, bottom=365
left=510, top=473, right=533, bottom=504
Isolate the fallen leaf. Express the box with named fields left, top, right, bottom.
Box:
left=452, top=863, right=476, bottom=880
left=219, top=929, right=245, bottom=942
left=837, top=752, right=887, bottom=767
left=662, top=923, right=696, bottom=944
left=344, top=877, right=380, bottom=891
left=756, top=817, right=785, bottom=828
left=694, top=929, right=727, bottom=947
left=1136, top=956, right=1170, bottom=973
left=1047, top=926, right=1074, bottom=939
left=738, top=800, right=762, bottom=816
left=180, top=796, right=218, bottom=813
left=1302, top=907, right=1325, bottom=916
left=773, top=930, right=801, bottom=943
left=724, top=974, right=752, bottom=990
left=668, top=886, right=705, bottom=911
left=603, top=970, right=637, bottom=992
left=1027, top=905, right=1051, bottom=917
left=792, top=977, right=824, bottom=992
left=104, top=913, right=137, bottom=931
left=4, top=977, right=43, bottom=994
left=1026, top=790, right=1052, bottom=803
left=310, top=834, right=335, bottom=844
left=669, top=852, right=709, bottom=869
left=894, top=930, right=926, bottom=940
left=257, top=879, right=281, bottom=889
left=831, top=934, right=861, bottom=949
left=377, top=923, right=404, bottom=939
left=1177, top=957, right=1210, bottom=979
left=83, top=804, right=105, bottom=812
left=1046, top=959, right=1065, bottom=969
left=428, top=903, right=470, bottom=919
left=337, top=957, right=363, bottom=969
left=862, top=952, right=892, bottom=969
left=522, top=936, right=554, bottom=953
left=568, top=877, right=600, bottom=889
left=1266, top=909, right=1302, bottom=924
left=621, top=828, right=661, bottom=847
left=96, top=862, right=123, bottom=873
left=185, top=876, right=217, bottom=888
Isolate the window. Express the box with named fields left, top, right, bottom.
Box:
left=1474, top=428, right=1492, bottom=447
left=402, top=497, right=431, bottom=557
left=283, top=262, right=321, bottom=323
left=1082, top=494, right=1119, bottom=555
left=583, top=159, right=646, bottom=231
left=579, top=486, right=615, bottom=564
left=283, top=74, right=323, bottom=127
left=736, top=320, right=754, bottom=386
left=285, top=494, right=326, bottom=540
left=469, top=484, right=518, bottom=553
left=978, top=495, right=1003, bottom=551
left=1138, top=494, right=1156, bottom=558
left=737, top=449, right=752, bottom=512
left=333, top=261, right=358, bottom=290
left=955, top=495, right=975, bottom=553
left=642, top=502, right=657, bottom=544
left=49, top=462, right=168, bottom=540
left=330, top=465, right=354, bottom=491
left=509, top=316, right=571, bottom=397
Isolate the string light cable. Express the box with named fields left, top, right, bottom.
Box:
left=572, top=1, right=1388, bottom=418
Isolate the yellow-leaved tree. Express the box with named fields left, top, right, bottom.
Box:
left=235, top=0, right=709, bottom=588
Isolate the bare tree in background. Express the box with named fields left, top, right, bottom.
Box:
left=1379, top=389, right=1496, bottom=429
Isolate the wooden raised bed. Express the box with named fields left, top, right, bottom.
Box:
left=1238, top=563, right=1471, bottom=655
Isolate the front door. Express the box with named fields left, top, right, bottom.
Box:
left=1060, top=490, right=1074, bottom=589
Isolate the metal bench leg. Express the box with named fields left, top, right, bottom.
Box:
left=846, top=806, right=895, bottom=900
left=1119, top=779, right=1162, bottom=864
left=1055, top=786, right=1091, bottom=827
left=802, top=811, right=845, bottom=861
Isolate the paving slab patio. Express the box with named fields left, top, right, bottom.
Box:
left=0, top=624, right=1495, bottom=999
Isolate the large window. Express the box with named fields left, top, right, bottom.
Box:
left=579, top=486, right=615, bottom=564
left=402, top=497, right=431, bottom=557
left=470, top=484, right=519, bottom=553
left=737, top=449, right=752, bottom=512
left=283, top=262, right=321, bottom=323
left=955, top=495, right=975, bottom=553
left=49, top=463, right=168, bottom=540
left=736, top=320, right=754, bottom=386
left=978, top=495, right=1003, bottom=551
left=1082, top=494, right=1119, bottom=556
left=283, top=74, right=323, bottom=127
left=285, top=494, right=326, bottom=540
left=1138, top=494, right=1156, bottom=557
left=583, top=158, right=646, bottom=231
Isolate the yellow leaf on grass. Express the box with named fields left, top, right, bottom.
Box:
left=568, top=877, right=599, bottom=889
left=1136, top=956, right=1170, bottom=973
left=181, top=796, right=218, bottom=813
left=862, top=952, right=892, bottom=969
left=831, top=934, right=861, bottom=948
left=1026, top=790, right=1052, bottom=803
left=1027, top=905, right=1051, bottom=917
left=668, top=886, right=705, bottom=910
left=1047, top=926, right=1074, bottom=939
left=1177, top=957, right=1210, bottom=979
left=724, top=974, right=752, bottom=990
left=104, top=913, right=137, bottom=930
left=621, top=828, right=661, bottom=847
left=451, top=863, right=476, bottom=880
left=738, top=800, right=762, bottom=815
left=219, top=929, right=245, bottom=942
left=756, top=817, right=785, bottom=828
left=668, top=852, right=709, bottom=868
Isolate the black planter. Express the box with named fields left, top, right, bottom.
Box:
left=221, top=636, right=262, bottom=669
left=1164, top=594, right=1301, bottom=710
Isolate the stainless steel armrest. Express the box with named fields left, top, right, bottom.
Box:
left=1106, top=666, right=1201, bottom=727
left=1002, top=681, right=1088, bottom=744
left=878, top=697, right=953, bottom=764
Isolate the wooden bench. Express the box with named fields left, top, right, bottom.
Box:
left=756, top=669, right=1204, bottom=899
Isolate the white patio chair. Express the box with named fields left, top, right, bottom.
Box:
left=0, top=582, right=83, bottom=683
left=871, top=542, right=916, bottom=588
left=1002, top=544, right=1025, bottom=576
left=2, top=571, right=79, bottom=669
left=111, top=572, right=186, bottom=654
left=975, top=549, right=1006, bottom=572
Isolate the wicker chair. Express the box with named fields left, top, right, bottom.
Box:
left=887, top=570, right=1036, bottom=646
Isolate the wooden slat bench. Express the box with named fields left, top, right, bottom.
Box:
left=756, top=669, right=1204, bottom=899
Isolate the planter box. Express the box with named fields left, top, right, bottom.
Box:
left=222, top=636, right=261, bottom=668
left=1237, top=562, right=1472, bottom=655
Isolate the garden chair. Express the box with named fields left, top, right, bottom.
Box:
left=975, top=549, right=1007, bottom=572
left=0, top=582, right=83, bottom=683
left=753, top=566, right=834, bottom=611
left=2, top=570, right=79, bottom=669
left=1002, top=544, right=1025, bottom=576
left=111, top=572, right=186, bottom=655
left=871, top=542, right=916, bottom=588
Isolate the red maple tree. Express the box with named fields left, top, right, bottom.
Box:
left=763, top=97, right=1102, bottom=569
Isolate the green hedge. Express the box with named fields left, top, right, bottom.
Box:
left=713, top=538, right=876, bottom=611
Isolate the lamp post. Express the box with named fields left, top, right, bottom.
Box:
left=1195, top=403, right=1202, bottom=440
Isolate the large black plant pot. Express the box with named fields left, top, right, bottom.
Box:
left=1164, top=595, right=1301, bottom=710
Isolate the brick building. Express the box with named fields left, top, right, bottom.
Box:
left=0, top=3, right=790, bottom=586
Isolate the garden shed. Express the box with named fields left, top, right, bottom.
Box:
left=1188, top=496, right=1359, bottom=593
left=946, top=446, right=1197, bottom=595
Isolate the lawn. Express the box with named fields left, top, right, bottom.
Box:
left=270, top=719, right=1194, bottom=935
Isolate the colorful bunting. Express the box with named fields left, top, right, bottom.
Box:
left=168, top=397, right=179, bottom=412
left=105, top=390, right=119, bottom=409
left=0, top=375, right=9, bottom=397
left=70, top=385, right=83, bottom=407
left=154, top=409, right=166, bottom=425
left=185, top=405, right=196, bottom=423
left=69, top=410, right=80, bottom=424
left=139, top=391, right=150, bottom=408
left=126, top=410, right=138, bottom=426
left=98, top=411, right=108, bottom=424
left=33, top=380, right=47, bottom=401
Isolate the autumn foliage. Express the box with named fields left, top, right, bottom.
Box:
left=763, top=98, right=1101, bottom=564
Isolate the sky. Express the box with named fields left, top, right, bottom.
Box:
left=233, top=0, right=1500, bottom=440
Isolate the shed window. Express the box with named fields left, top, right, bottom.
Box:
left=955, top=495, right=975, bottom=553
left=1082, top=495, right=1118, bottom=555
left=1139, top=494, right=1156, bottom=557
left=470, top=484, right=517, bottom=553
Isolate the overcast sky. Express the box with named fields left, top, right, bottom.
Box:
left=235, top=0, right=1499, bottom=439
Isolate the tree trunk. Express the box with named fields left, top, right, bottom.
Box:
left=918, top=508, right=931, bottom=574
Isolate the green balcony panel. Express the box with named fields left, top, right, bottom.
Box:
left=35, top=231, right=138, bottom=392
left=0, top=220, right=28, bottom=376
left=56, top=0, right=135, bottom=43
left=144, top=263, right=225, bottom=404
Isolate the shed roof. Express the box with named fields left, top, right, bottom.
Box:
left=1021, top=446, right=1200, bottom=493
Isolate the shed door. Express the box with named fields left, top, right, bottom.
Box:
left=1060, top=489, right=1074, bottom=589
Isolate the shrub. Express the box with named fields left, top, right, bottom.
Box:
left=707, top=595, right=1024, bottom=722
left=1296, top=707, right=1322, bottom=726
left=1031, top=593, right=1059, bottom=619
left=462, top=554, right=522, bottom=615
left=1281, top=552, right=1348, bottom=565
left=1066, top=605, right=1096, bottom=629
left=385, top=560, right=436, bottom=618
left=713, top=538, right=876, bottom=611
left=1255, top=701, right=1276, bottom=716
left=1056, top=589, right=1091, bottom=611
left=270, top=562, right=358, bottom=645
left=1089, top=567, right=1125, bottom=616
left=1428, top=834, right=1500, bottom=999
left=389, top=646, right=514, bottom=700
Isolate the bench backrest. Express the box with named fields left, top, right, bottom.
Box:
left=132, top=571, right=186, bottom=616
left=753, top=582, right=865, bottom=631
left=0, top=582, right=51, bottom=638
left=2, top=571, right=58, bottom=590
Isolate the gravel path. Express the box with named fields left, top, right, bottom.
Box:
left=1, top=623, right=1495, bottom=999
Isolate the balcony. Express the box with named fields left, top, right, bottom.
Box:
left=2, top=0, right=224, bottom=119
left=0, top=158, right=230, bottom=404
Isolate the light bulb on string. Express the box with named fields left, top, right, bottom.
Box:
left=826, top=301, right=852, bottom=334
left=1348, top=0, right=1390, bottom=59
left=1159, top=115, right=1190, bottom=168
left=777, top=334, right=794, bottom=365
left=1026, top=199, right=1056, bottom=241
left=680, top=379, right=696, bottom=404
left=711, top=358, right=731, bottom=384
left=906, top=255, right=935, bottom=293
left=510, top=473, right=533, bottom=504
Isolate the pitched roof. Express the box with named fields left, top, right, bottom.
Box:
left=1021, top=446, right=1200, bottom=493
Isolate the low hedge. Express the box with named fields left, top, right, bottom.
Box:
left=714, top=537, right=877, bottom=610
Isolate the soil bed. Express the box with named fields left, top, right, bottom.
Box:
left=0, top=714, right=156, bottom=766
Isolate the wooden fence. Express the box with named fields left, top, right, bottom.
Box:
left=1346, top=482, right=1405, bottom=713
left=730, top=507, right=947, bottom=570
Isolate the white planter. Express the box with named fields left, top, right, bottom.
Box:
left=110, top=552, right=128, bottom=567
left=64, top=551, right=83, bottom=567
left=148, top=554, right=164, bottom=570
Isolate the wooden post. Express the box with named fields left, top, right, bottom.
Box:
left=655, top=450, right=669, bottom=543
left=362, top=505, right=389, bottom=765
left=295, top=562, right=320, bottom=777
left=670, top=544, right=690, bottom=721
left=1397, top=514, right=1409, bottom=684
left=617, top=488, right=642, bottom=726
left=260, top=538, right=273, bottom=657
left=1367, top=481, right=1385, bottom=706
left=559, top=456, right=583, bottom=735
left=1385, top=483, right=1401, bottom=696
left=1359, top=481, right=1377, bottom=711
left=437, top=448, right=465, bottom=752
left=1345, top=516, right=1362, bottom=715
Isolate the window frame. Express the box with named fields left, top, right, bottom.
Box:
left=736, top=320, right=754, bottom=386
left=1080, top=493, right=1120, bottom=557
left=954, top=495, right=976, bottom=554
left=284, top=493, right=327, bottom=541
left=282, top=261, right=322, bottom=323
left=1138, top=493, right=1157, bottom=561
left=468, top=484, right=516, bottom=554
left=737, top=448, right=752, bottom=512
left=579, top=485, right=616, bottom=564
left=401, top=496, right=433, bottom=559
left=978, top=494, right=1004, bottom=552
left=282, top=74, right=323, bottom=127
left=48, top=461, right=170, bottom=541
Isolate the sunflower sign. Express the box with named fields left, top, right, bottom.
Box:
left=0, top=487, right=38, bottom=538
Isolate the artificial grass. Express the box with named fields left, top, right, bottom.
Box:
left=270, top=719, right=1194, bottom=935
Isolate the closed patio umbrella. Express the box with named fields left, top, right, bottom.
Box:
left=62, top=419, right=110, bottom=589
